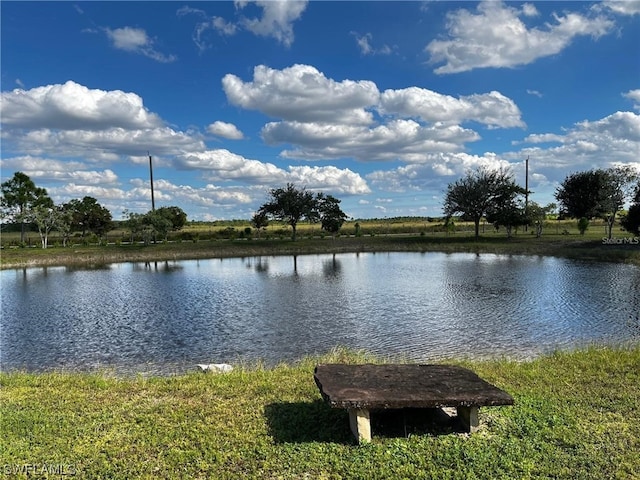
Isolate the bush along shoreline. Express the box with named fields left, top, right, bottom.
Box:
left=1, top=345, right=639, bottom=479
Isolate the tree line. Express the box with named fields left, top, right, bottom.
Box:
left=0, top=173, right=348, bottom=247
left=2, top=166, right=639, bottom=249
left=444, top=166, right=639, bottom=239
left=0, top=171, right=187, bottom=248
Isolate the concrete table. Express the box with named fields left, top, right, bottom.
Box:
left=314, top=364, right=514, bottom=443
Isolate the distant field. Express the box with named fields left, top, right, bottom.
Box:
left=2, top=216, right=638, bottom=270
left=1, top=220, right=639, bottom=270
left=0, top=217, right=624, bottom=248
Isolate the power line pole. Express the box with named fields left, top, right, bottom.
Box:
left=525, top=155, right=529, bottom=212
left=525, top=156, right=529, bottom=232
left=148, top=151, right=155, bottom=212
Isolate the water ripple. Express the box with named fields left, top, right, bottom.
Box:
left=1, top=253, right=638, bottom=375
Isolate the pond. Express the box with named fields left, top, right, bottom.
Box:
left=1, top=252, right=639, bottom=375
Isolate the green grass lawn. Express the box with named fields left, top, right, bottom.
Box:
left=1, top=346, right=639, bottom=479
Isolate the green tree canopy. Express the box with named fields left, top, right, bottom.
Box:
left=258, top=184, right=348, bottom=240
left=122, top=207, right=185, bottom=244
left=250, top=210, right=269, bottom=238
left=443, top=167, right=523, bottom=239
left=123, top=210, right=145, bottom=243
left=555, top=170, right=605, bottom=221
left=621, top=205, right=640, bottom=236
left=258, top=183, right=317, bottom=241
left=64, top=196, right=113, bottom=237
left=599, top=167, right=638, bottom=239
left=29, top=205, right=60, bottom=249
left=143, top=210, right=173, bottom=243
left=155, top=206, right=187, bottom=231
left=1, top=171, right=52, bottom=242
left=526, top=202, right=557, bottom=238
left=621, top=180, right=640, bottom=236
left=486, top=185, right=527, bottom=238
left=54, top=206, right=75, bottom=247
left=555, top=167, right=638, bottom=239
left=316, top=193, right=348, bottom=236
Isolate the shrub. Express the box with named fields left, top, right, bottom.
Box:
left=577, top=217, right=590, bottom=235
left=218, top=227, right=237, bottom=240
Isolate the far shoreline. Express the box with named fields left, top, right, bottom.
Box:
left=2, top=234, right=639, bottom=269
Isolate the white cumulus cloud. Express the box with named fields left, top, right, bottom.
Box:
left=9, top=127, right=204, bottom=160
left=509, top=111, right=640, bottom=172
left=367, top=152, right=513, bottom=193
left=237, top=0, right=308, bottom=47
left=213, top=16, right=238, bottom=36
left=426, top=1, right=614, bottom=74
left=379, top=87, right=525, bottom=128
left=603, top=0, right=640, bottom=16
left=179, top=0, right=307, bottom=51
left=287, top=165, right=371, bottom=194
left=104, top=26, right=176, bottom=63
left=263, top=120, right=480, bottom=162
left=520, top=133, right=564, bottom=144
left=0, top=81, right=162, bottom=130
left=223, top=64, right=523, bottom=163
left=0, top=81, right=205, bottom=160
left=222, top=64, right=379, bottom=125
left=521, top=3, right=539, bottom=17
left=623, top=89, right=640, bottom=110
left=0, top=156, right=120, bottom=186
left=174, top=149, right=370, bottom=194
left=351, top=32, right=393, bottom=56
left=207, top=121, right=244, bottom=140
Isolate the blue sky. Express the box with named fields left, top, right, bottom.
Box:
left=1, top=1, right=639, bottom=221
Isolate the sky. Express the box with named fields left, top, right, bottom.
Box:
left=1, top=1, right=639, bottom=222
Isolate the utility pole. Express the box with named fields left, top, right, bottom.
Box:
left=148, top=151, right=155, bottom=211
left=525, top=156, right=529, bottom=211
left=525, top=156, right=529, bottom=232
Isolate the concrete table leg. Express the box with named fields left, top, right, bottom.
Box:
left=348, top=408, right=371, bottom=443
left=457, top=406, right=479, bottom=432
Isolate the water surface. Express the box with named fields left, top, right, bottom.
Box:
left=1, top=252, right=638, bottom=375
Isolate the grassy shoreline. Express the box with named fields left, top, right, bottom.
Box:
left=2, top=234, right=640, bottom=269
left=1, top=346, right=639, bottom=479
